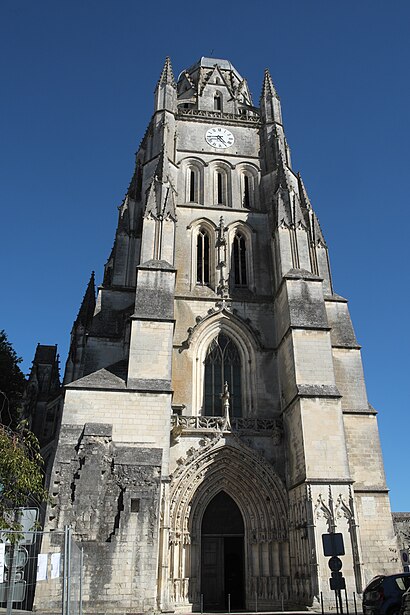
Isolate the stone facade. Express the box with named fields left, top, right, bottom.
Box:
left=35, top=57, right=400, bottom=613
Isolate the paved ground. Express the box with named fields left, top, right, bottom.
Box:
left=0, top=611, right=361, bottom=615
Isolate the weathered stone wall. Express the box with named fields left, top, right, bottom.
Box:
left=355, top=493, right=399, bottom=585
left=36, top=423, right=163, bottom=614
left=62, top=388, right=171, bottom=470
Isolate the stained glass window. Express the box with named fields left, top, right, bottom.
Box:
left=204, top=333, right=242, bottom=417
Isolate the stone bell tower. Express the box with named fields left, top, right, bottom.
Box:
left=37, top=57, right=398, bottom=614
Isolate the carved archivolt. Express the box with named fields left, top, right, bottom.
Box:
left=169, top=435, right=288, bottom=544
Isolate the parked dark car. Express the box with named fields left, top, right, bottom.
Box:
left=363, top=573, right=410, bottom=615
left=400, top=586, right=410, bottom=615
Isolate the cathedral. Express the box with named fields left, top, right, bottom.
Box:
left=36, top=57, right=399, bottom=613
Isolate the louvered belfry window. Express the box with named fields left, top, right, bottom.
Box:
left=243, top=174, right=250, bottom=208
left=189, top=169, right=196, bottom=202
left=197, top=229, right=210, bottom=285
left=233, top=233, right=247, bottom=286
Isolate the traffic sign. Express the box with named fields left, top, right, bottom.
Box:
left=322, top=533, right=345, bottom=556
left=0, top=508, right=38, bottom=545
left=328, top=556, right=343, bottom=572
left=4, top=546, right=28, bottom=570
left=330, top=572, right=346, bottom=591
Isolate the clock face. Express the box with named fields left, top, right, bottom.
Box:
left=205, top=127, right=234, bottom=149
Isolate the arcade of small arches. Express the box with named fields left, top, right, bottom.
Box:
left=180, top=158, right=260, bottom=209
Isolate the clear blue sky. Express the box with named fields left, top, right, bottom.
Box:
left=1, top=1, right=409, bottom=511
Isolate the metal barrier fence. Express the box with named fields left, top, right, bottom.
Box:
left=0, top=526, right=83, bottom=615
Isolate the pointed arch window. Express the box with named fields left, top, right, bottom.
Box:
left=204, top=333, right=242, bottom=417
left=189, top=168, right=197, bottom=202
left=214, top=93, right=222, bottom=111
left=239, top=167, right=259, bottom=210
left=232, top=232, right=247, bottom=287
left=197, top=228, right=210, bottom=285
left=183, top=160, right=204, bottom=205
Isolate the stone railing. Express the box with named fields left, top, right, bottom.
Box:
left=171, top=415, right=282, bottom=439
left=177, top=108, right=260, bottom=124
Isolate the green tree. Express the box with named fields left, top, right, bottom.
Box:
left=0, top=330, right=26, bottom=428
left=0, top=333, right=49, bottom=532
left=0, top=422, right=49, bottom=532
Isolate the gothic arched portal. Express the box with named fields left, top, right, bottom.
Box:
left=167, top=439, right=290, bottom=611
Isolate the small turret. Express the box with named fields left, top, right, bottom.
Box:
left=154, top=56, right=177, bottom=113
left=260, top=68, right=282, bottom=124
left=23, top=344, right=61, bottom=447
left=259, top=73, right=287, bottom=173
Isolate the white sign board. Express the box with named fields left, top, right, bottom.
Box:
left=36, top=553, right=48, bottom=581
left=0, top=508, right=38, bottom=545
left=51, top=552, right=61, bottom=579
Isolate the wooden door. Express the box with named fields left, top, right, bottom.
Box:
left=201, top=536, right=224, bottom=610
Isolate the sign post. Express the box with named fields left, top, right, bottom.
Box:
left=400, top=549, right=409, bottom=572
left=323, top=533, right=346, bottom=615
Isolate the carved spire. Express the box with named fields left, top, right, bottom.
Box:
left=274, top=153, right=308, bottom=230
left=75, top=271, right=96, bottom=327
left=297, top=173, right=326, bottom=246
left=154, top=147, right=168, bottom=183
left=144, top=149, right=177, bottom=222
left=260, top=68, right=282, bottom=124
left=116, top=196, right=131, bottom=235
left=275, top=151, right=292, bottom=228
left=261, top=68, right=278, bottom=99
left=155, top=57, right=177, bottom=112
left=297, top=173, right=312, bottom=210
left=157, top=56, right=176, bottom=87
left=277, top=150, right=292, bottom=192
